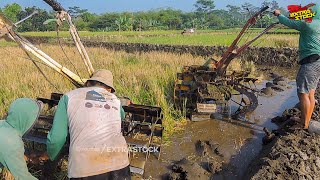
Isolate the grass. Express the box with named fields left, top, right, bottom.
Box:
left=0, top=168, right=14, bottom=180
left=20, top=28, right=298, bottom=37
left=0, top=45, right=211, bottom=139
left=21, top=30, right=187, bottom=37
left=0, top=43, right=254, bottom=136
left=0, top=44, right=255, bottom=136
left=99, top=33, right=299, bottom=47
left=19, top=29, right=299, bottom=48
left=0, top=39, right=17, bottom=47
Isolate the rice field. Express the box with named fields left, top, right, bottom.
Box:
left=20, top=28, right=298, bottom=37
left=19, top=29, right=300, bottom=48
left=93, top=33, right=298, bottom=47
left=0, top=30, right=260, bottom=179
left=0, top=43, right=253, bottom=140
left=0, top=45, right=203, bottom=138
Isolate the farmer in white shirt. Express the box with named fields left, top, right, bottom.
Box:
left=46, top=70, right=130, bottom=180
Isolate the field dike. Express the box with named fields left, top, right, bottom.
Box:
left=25, top=36, right=299, bottom=68
left=246, top=88, right=320, bottom=180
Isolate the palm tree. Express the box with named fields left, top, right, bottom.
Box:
left=115, top=16, right=134, bottom=32
left=115, top=16, right=124, bottom=33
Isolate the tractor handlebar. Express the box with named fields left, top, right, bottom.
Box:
left=42, top=0, right=65, bottom=11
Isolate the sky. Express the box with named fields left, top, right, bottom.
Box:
left=0, top=0, right=314, bottom=14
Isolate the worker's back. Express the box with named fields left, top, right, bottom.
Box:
left=66, top=87, right=129, bottom=178
left=299, top=4, right=320, bottom=61
left=278, top=4, right=320, bottom=61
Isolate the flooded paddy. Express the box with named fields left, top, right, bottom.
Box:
left=144, top=67, right=299, bottom=180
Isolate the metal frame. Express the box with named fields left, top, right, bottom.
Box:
left=216, top=6, right=279, bottom=75
left=174, top=6, right=277, bottom=120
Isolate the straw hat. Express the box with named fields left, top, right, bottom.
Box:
left=87, top=69, right=115, bottom=92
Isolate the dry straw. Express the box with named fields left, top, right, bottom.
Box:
left=0, top=44, right=253, bottom=139
left=0, top=168, right=14, bottom=180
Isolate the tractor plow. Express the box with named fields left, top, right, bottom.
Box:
left=174, top=6, right=278, bottom=121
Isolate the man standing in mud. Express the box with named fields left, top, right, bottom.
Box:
left=46, top=70, right=131, bottom=180
left=274, top=4, right=320, bottom=129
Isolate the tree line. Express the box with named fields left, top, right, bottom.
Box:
left=0, top=0, right=288, bottom=32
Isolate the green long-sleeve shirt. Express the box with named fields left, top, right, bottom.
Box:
left=277, top=4, right=320, bottom=61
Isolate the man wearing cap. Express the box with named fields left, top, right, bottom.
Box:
left=46, top=70, right=131, bottom=179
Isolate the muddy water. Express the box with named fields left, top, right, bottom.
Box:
left=213, top=81, right=298, bottom=179
left=144, top=68, right=299, bottom=180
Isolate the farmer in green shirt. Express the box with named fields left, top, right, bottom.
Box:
left=47, top=70, right=130, bottom=179
left=0, top=98, right=41, bottom=180
left=274, top=4, right=320, bottom=129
